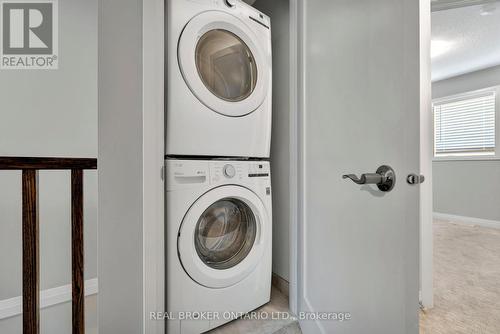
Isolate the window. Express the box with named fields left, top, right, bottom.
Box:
left=433, top=89, right=497, bottom=158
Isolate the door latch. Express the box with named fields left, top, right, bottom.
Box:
left=407, top=173, right=425, bottom=185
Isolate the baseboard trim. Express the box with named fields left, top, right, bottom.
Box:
left=433, top=212, right=500, bottom=229
left=0, top=278, right=98, bottom=320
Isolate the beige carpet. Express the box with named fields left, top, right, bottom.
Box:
left=420, top=220, right=500, bottom=334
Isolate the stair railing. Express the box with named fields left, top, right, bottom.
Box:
left=0, top=157, right=97, bottom=334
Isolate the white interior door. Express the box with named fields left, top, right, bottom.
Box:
left=294, top=0, right=421, bottom=333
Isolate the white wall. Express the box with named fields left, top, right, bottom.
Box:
left=98, top=0, right=143, bottom=332
left=432, top=65, right=500, bottom=222
left=0, top=0, right=98, bottom=331
left=0, top=296, right=98, bottom=334
left=432, top=64, right=500, bottom=98
left=433, top=160, right=500, bottom=221
left=99, top=0, right=164, bottom=333
left=253, top=0, right=291, bottom=281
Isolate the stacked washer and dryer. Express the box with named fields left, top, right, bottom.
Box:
left=165, top=0, right=273, bottom=333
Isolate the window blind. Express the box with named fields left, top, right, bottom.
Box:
left=434, top=91, right=496, bottom=156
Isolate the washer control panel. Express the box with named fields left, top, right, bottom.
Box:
left=166, top=160, right=270, bottom=191
left=209, top=161, right=270, bottom=185
left=248, top=162, right=270, bottom=178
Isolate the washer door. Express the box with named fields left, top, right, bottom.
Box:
left=178, top=186, right=268, bottom=288
left=178, top=11, right=269, bottom=117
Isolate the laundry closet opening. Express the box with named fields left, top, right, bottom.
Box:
left=164, top=0, right=299, bottom=331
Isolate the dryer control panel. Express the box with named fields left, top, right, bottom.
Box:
left=218, top=0, right=270, bottom=29
left=166, top=159, right=270, bottom=191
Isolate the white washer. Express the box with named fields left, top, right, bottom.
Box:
left=166, top=159, right=272, bottom=334
left=166, top=0, right=272, bottom=158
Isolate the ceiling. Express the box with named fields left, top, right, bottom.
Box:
left=431, top=1, right=500, bottom=81
left=431, top=0, right=498, bottom=11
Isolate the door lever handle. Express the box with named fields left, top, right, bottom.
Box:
left=342, top=173, right=385, bottom=185
left=342, top=165, right=396, bottom=192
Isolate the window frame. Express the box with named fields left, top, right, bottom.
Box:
left=432, top=85, right=500, bottom=161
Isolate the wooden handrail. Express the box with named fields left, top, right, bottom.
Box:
left=0, top=157, right=97, bottom=170
left=1, top=157, right=97, bottom=334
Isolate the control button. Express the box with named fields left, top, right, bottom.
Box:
left=248, top=173, right=269, bottom=178
left=223, top=164, right=236, bottom=178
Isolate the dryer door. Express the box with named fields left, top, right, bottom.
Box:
left=178, top=11, right=270, bottom=117
left=178, top=185, right=269, bottom=288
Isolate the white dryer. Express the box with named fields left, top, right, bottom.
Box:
left=166, top=0, right=272, bottom=158
left=166, top=159, right=272, bottom=334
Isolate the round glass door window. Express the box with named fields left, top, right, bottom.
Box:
left=195, top=198, right=257, bottom=270
left=195, top=29, right=258, bottom=102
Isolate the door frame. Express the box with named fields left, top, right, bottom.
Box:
left=287, top=0, right=434, bottom=315
left=288, top=0, right=301, bottom=314
left=419, top=0, right=434, bottom=309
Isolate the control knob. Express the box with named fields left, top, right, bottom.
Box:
left=223, top=164, right=236, bottom=178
